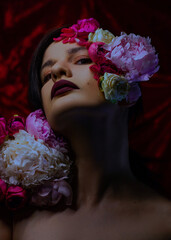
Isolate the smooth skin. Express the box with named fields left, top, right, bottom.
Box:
left=13, top=41, right=171, bottom=240
left=0, top=206, right=12, bottom=240
left=40, top=41, right=105, bottom=132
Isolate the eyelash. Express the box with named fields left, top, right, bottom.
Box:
left=75, top=57, right=92, bottom=65
left=42, top=58, right=92, bottom=85
left=42, top=73, right=51, bottom=85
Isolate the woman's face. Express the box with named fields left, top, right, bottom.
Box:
left=41, top=41, right=105, bottom=130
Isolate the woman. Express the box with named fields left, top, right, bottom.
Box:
left=13, top=18, right=171, bottom=240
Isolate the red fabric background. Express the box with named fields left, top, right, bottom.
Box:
left=0, top=0, right=170, bottom=196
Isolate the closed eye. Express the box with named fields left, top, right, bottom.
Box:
left=42, top=73, right=51, bottom=85
left=76, top=58, right=92, bottom=65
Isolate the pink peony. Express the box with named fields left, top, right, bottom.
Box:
left=7, top=115, right=25, bottom=136
left=0, top=117, right=8, bottom=145
left=88, top=42, right=107, bottom=64
left=53, top=18, right=99, bottom=44
left=73, top=18, right=100, bottom=33
left=26, top=109, right=67, bottom=151
left=104, top=33, right=159, bottom=82
left=6, top=186, right=27, bottom=211
left=53, top=28, right=89, bottom=44
left=90, top=62, right=119, bottom=82
left=88, top=42, right=122, bottom=82
left=89, top=64, right=102, bottom=81
left=31, top=178, right=73, bottom=207
left=0, top=179, right=7, bottom=201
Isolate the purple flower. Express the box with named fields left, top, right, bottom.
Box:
left=104, top=32, right=159, bottom=82
left=126, top=83, right=142, bottom=104
left=26, top=109, right=67, bottom=152
left=31, top=178, right=73, bottom=207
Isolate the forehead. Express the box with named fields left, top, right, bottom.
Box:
left=42, top=41, right=88, bottom=63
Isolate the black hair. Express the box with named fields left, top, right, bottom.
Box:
left=28, top=27, right=66, bottom=110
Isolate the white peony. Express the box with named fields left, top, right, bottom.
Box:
left=100, top=73, right=130, bottom=103
left=0, top=130, right=70, bottom=187
left=88, top=28, right=115, bottom=44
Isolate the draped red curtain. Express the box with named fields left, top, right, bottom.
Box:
left=0, top=0, right=170, bottom=196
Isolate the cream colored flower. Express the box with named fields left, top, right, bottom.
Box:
left=100, top=73, right=130, bottom=103
left=88, top=28, right=115, bottom=44
left=0, top=130, right=70, bottom=188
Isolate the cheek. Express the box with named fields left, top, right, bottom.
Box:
left=75, top=68, right=105, bottom=102
left=84, top=72, right=101, bottom=93
left=41, top=82, right=52, bottom=115
left=84, top=79, right=105, bottom=103
left=76, top=67, right=95, bottom=88
left=41, top=87, right=49, bottom=108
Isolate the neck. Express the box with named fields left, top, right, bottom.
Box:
left=70, top=134, right=150, bottom=210
left=68, top=131, right=102, bottom=207
left=54, top=106, right=162, bottom=209
left=76, top=155, right=103, bottom=208
left=71, top=138, right=162, bottom=209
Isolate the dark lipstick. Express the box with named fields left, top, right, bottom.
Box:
left=51, top=80, right=79, bottom=99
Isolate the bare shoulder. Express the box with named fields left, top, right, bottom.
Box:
left=13, top=207, right=74, bottom=240
left=0, top=220, right=12, bottom=240
left=110, top=197, right=171, bottom=240
left=0, top=206, right=12, bottom=240
left=13, top=197, right=171, bottom=240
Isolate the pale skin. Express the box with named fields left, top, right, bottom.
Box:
left=0, top=206, right=12, bottom=240
left=7, top=41, right=171, bottom=239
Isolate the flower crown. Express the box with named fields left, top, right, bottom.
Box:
left=0, top=110, right=72, bottom=211
left=53, top=18, right=159, bottom=105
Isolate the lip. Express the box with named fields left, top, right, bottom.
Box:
left=51, top=80, right=79, bottom=99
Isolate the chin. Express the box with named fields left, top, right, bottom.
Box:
left=45, top=92, right=105, bottom=132
left=46, top=97, right=83, bottom=132
left=52, top=95, right=81, bottom=114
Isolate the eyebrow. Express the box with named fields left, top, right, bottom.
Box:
left=67, top=46, right=87, bottom=55
left=41, top=46, right=87, bottom=72
left=41, top=60, right=55, bottom=72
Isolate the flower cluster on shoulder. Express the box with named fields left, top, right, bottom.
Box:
left=54, top=18, right=159, bottom=105
left=0, top=110, right=72, bottom=211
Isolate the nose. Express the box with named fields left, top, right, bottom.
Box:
left=51, top=61, right=72, bottom=82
